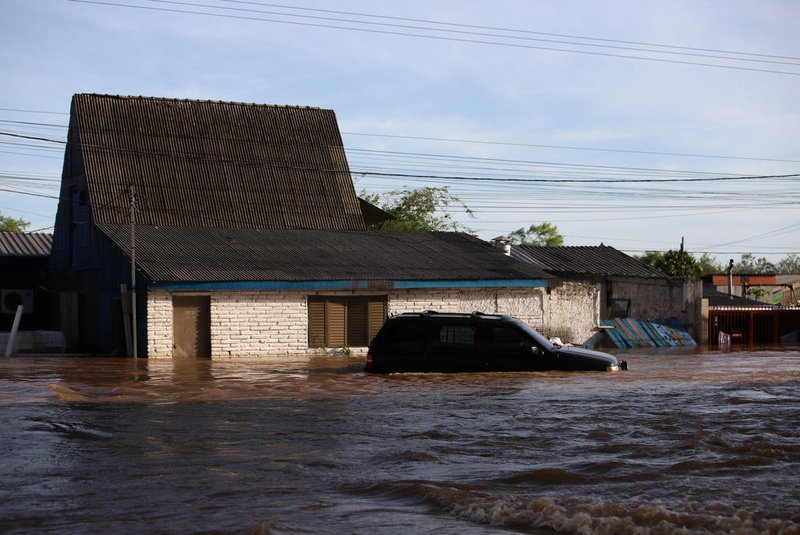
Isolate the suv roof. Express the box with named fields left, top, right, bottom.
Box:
left=392, top=311, right=516, bottom=322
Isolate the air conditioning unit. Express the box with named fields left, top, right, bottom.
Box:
left=1, top=289, right=34, bottom=315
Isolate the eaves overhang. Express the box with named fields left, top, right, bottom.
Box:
left=149, top=278, right=550, bottom=292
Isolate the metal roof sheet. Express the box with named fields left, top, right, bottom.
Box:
left=70, top=94, right=365, bottom=231
left=97, top=225, right=553, bottom=283
left=0, top=232, right=53, bottom=257
left=704, top=285, right=776, bottom=308
left=512, top=245, right=667, bottom=279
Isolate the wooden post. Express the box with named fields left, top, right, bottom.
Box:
left=129, top=185, right=138, bottom=358
left=121, top=283, right=132, bottom=357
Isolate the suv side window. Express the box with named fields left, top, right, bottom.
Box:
left=381, top=320, right=427, bottom=350
left=490, top=326, right=530, bottom=350
left=437, top=324, right=477, bottom=346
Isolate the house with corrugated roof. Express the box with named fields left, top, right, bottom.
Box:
left=0, top=232, right=56, bottom=330
left=702, top=276, right=800, bottom=346
left=0, top=231, right=66, bottom=352
left=51, top=94, right=552, bottom=357
left=511, top=244, right=702, bottom=346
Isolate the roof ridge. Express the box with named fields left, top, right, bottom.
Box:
left=74, top=93, right=325, bottom=111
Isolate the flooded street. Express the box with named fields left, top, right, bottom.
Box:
left=1, top=350, right=799, bottom=534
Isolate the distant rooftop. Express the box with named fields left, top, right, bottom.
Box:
left=512, top=244, right=667, bottom=279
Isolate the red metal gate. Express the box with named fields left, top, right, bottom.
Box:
left=709, top=308, right=800, bottom=346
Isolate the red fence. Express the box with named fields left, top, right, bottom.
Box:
left=709, top=308, right=800, bottom=346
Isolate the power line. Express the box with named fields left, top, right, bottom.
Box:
left=135, top=0, right=800, bottom=68
left=3, top=113, right=797, bottom=166
left=1, top=131, right=798, bottom=185
left=215, top=0, right=800, bottom=62
left=343, top=133, right=800, bottom=164
left=0, top=107, right=68, bottom=115
left=67, top=0, right=800, bottom=76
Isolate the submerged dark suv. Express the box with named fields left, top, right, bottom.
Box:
left=366, top=311, right=623, bottom=373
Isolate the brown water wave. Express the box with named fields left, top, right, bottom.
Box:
left=1, top=349, right=799, bottom=534
left=358, top=480, right=800, bottom=535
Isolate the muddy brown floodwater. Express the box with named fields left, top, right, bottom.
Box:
left=1, top=348, right=799, bottom=534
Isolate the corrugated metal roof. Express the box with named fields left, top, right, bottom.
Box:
left=97, top=225, right=553, bottom=283
left=704, top=285, right=776, bottom=308
left=71, top=94, right=365, bottom=231
left=0, top=232, right=53, bottom=257
left=512, top=245, right=667, bottom=279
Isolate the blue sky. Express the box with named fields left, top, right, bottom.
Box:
left=1, top=0, right=798, bottom=262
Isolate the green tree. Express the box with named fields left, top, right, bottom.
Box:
left=362, top=186, right=474, bottom=232
left=776, top=254, right=800, bottom=274
left=734, top=253, right=776, bottom=274
left=696, top=253, right=723, bottom=276
left=0, top=212, right=30, bottom=232
left=636, top=249, right=700, bottom=278
left=508, top=223, right=564, bottom=247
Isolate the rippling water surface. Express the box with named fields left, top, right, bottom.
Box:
left=1, top=349, right=799, bottom=534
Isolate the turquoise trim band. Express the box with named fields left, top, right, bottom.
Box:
left=150, top=279, right=549, bottom=291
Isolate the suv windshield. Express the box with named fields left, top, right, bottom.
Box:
left=513, top=319, right=555, bottom=351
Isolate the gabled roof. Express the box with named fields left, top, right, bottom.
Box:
left=97, top=225, right=552, bottom=285
left=0, top=232, right=52, bottom=257
left=512, top=244, right=667, bottom=279
left=69, top=94, right=365, bottom=231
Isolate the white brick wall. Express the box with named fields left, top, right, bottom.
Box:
left=145, top=286, right=562, bottom=359
left=543, top=281, right=601, bottom=345
left=388, top=287, right=545, bottom=329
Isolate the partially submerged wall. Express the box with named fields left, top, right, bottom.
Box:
left=147, top=287, right=556, bottom=359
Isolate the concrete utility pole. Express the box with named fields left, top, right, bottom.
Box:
left=726, top=258, right=735, bottom=299
left=129, top=185, right=138, bottom=358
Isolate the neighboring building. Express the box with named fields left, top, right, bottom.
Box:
left=703, top=281, right=800, bottom=346
left=51, top=94, right=552, bottom=357
left=512, top=244, right=702, bottom=345
left=0, top=231, right=56, bottom=331
left=708, top=273, right=800, bottom=306
left=0, top=231, right=66, bottom=353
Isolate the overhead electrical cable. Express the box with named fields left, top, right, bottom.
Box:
left=1, top=131, right=798, bottom=185
left=67, top=0, right=800, bottom=76
left=2, top=113, right=797, bottom=165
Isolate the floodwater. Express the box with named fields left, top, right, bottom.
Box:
left=1, top=349, right=799, bottom=534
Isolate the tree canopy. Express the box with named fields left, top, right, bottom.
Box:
left=508, top=223, right=564, bottom=247
left=636, top=250, right=800, bottom=277
left=0, top=212, right=30, bottom=233
left=362, top=186, right=474, bottom=232
left=636, top=249, right=701, bottom=279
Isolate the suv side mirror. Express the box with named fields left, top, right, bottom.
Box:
left=530, top=345, right=542, bottom=356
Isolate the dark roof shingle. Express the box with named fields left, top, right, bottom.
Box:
left=512, top=245, right=667, bottom=279
left=70, top=94, right=365, bottom=231
left=0, top=232, right=53, bottom=257
left=98, top=226, right=552, bottom=283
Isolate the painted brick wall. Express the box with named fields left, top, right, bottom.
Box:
left=388, top=287, right=546, bottom=329
left=146, top=290, right=172, bottom=358
left=146, top=287, right=554, bottom=359
left=543, top=281, right=601, bottom=345
left=147, top=289, right=309, bottom=358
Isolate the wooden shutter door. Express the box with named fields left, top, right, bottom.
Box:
left=308, top=297, right=326, bottom=348
left=325, top=298, right=347, bottom=347
left=347, top=299, right=367, bottom=347
left=366, top=297, right=387, bottom=345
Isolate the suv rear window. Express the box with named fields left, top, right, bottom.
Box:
left=437, top=324, right=477, bottom=346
